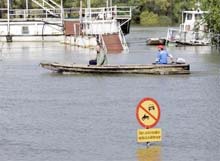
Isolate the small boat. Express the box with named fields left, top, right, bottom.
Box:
left=146, top=38, right=166, bottom=45
left=40, top=62, right=190, bottom=75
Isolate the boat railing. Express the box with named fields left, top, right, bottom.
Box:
left=0, top=6, right=131, bottom=22
left=100, top=34, right=108, bottom=54
left=118, top=27, right=129, bottom=52
left=166, top=28, right=180, bottom=42
left=83, top=6, right=131, bottom=22
left=80, top=6, right=131, bottom=35
left=31, top=0, right=65, bottom=19
left=0, top=8, right=80, bottom=22
left=115, top=6, right=132, bottom=19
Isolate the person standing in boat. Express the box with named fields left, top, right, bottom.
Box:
left=155, top=45, right=173, bottom=64
left=89, top=42, right=108, bottom=66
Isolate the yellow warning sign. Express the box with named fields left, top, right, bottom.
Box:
left=137, top=128, right=162, bottom=143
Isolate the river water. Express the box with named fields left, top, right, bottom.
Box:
left=0, top=27, right=220, bottom=161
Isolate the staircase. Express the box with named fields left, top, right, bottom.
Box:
left=31, top=0, right=62, bottom=18
left=102, top=34, right=123, bottom=53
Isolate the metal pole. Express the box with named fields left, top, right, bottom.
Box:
left=145, top=127, right=150, bottom=148
left=106, top=0, right=108, bottom=8
left=87, top=0, right=91, bottom=20
left=7, top=0, right=10, bottom=35
left=87, top=0, right=90, bottom=8
left=26, top=0, right=28, bottom=18
left=60, top=0, right=63, bottom=21
left=80, top=0, right=82, bottom=23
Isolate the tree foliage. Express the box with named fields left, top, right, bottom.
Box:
left=140, top=11, right=159, bottom=26
left=204, top=0, right=220, bottom=33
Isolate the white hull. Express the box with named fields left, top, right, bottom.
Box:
left=0, top=35, right=64, bottom=42
left=62, top=36, right=97, bottom=48
left=0, top=20, right=64, bottom=42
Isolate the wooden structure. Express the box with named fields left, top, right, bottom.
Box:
left=64, top=20, right=81, bottom=36
left=40, top=62, right=190, bottom=75
left=102, top=34, right=123, bottom=53
left=146, top=38, right=166, bottom=45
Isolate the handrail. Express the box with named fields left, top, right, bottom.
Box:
left=47, top=0, right=61, bottom=9
left=119, top=18, right=130, bottom=27
left=0, top=8, right=69, bottom=21
left=31, top=0, right=59, bottom=17
left=0, top=6, right=131, bottom=21
left=83, top=6, right=131, bottom=21
left=100, top=34, right=108, bottom=54
left=118, top=27, right=129, bottom=52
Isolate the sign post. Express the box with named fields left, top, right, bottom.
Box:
left=136, top=97, right=162, bottom=144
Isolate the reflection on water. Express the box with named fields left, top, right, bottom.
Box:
left=137, top=145, right=161, bottom=161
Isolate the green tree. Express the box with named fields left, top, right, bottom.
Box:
left=159, top=16, right=172, bottom=26
left=140, top=10, right=159, bottom=26
left=205, top=0, right=220, bottom=33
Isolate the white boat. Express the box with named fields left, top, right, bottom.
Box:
left=0, top=0, right=131, bottom=53
left=166, top=2, right=211, bottom=46
left=63, top=5, right=131, bottom=53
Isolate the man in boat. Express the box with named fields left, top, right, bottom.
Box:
left=155, top=45, right=174, bottom=64
left=89, top=43, right=108, bottom=66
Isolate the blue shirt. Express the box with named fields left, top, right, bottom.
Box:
left=155, top=51, right=160, bottom=63
left=159, top=50, right=169, bottom=64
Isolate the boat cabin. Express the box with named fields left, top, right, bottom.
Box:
left=180, top=8, right=209, bottom=36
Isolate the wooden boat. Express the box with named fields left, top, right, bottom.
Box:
left=146, top=38, right=166, bottom=45
left=40, top=62, right=190, bottom=75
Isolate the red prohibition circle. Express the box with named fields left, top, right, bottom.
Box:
left=136, top=97, right=160, bottom=128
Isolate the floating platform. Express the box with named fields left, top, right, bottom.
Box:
left=40, top=62, right=190, bottom=75
left=175, top=41, right=210, bottom=46
left=146, top=38, right=166, bottom=45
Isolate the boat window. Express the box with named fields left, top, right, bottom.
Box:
left=22, top=26, right=29, bottom=34
left=204, top=25, right=208, bottom=32
left=195, top=14, right=202, bottom=20
left=187, top=14, right=192, bottom=20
